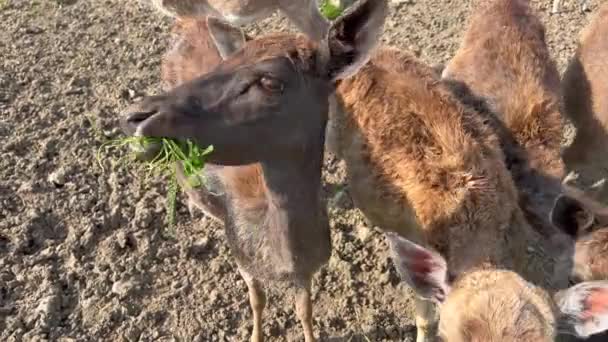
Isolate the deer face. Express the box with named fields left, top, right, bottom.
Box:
left=122, top=0, right=387, bottom=165
left=123, top=37, right=330, bottom=165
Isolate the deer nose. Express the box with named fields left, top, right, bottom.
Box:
left=121, top=98, right=161, bottom=135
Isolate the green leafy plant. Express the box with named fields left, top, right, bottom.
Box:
left=97, top=137, right=213, bottom=233
left=319, top=0, right=343, bottom=20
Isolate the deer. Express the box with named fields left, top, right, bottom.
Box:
left=149, top=0, right=330, bottom=41
left=119, top=0, right=388, bottom=341
left=561, top=2, right=608, bottom=192
left=441, top=0, right=566, bottom=241
left=551, top=0, right=590, bottom=14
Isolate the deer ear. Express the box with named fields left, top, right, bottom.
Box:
left=278, top=0, right=329, bottom=41
left=322, top=0, right=388, bottom=81
left=550, top=195, right=595, bottom=237
left=556, top=281, right=608, bottom=338
left=386, top=232, right=451, bottom=303
left=206, top=16, right=246, bottom=60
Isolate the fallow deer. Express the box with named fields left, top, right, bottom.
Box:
left=442, top=0, right=565, bottom=240
left=120, top=1, right=388, bottom=341
left=561, top=2, right=608, bottom=186
left=150, top=0, right=330, bottom=41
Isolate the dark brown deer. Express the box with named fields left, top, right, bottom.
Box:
left=150, top=0, right=330, bottom=41
left=561, top=2, right=608, bottom=191
left=120, top=0, right=388, bottom=340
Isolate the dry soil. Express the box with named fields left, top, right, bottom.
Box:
left=0, top=0, right=601, bottom=341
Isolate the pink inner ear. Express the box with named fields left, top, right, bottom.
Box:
left=583, top=290, right=608, bottom=320
left=393, top=240, right=435, bottom=273
left=409, top=250, right=435, bottom=275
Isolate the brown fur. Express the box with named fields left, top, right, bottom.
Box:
left=442, top=0, right=565, bottom=240
left=439, top=270, right=556, bottom=342
left=336, top=49, right=528, bottom=274
left=573, top=228, right=608, bottom=282
left=561, top=2, right=608, bottom=174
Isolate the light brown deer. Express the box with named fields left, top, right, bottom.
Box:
left=150, top=0, right=330, bottom=41
left=561, top=2, right=608, bottom=184
left=442, top=0, right=565, bottom=240
left=119, top=0, right=388, bottom=341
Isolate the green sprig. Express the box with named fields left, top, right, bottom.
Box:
left=97, top=137, right=213, bottom=233
left=319, top=0, right=343, bottom=20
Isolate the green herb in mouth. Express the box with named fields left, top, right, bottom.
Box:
left=319, top=0, right=344, bottom=20
left=97, top=136, right=214, bottom=234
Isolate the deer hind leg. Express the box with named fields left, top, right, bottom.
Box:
left=414, top=296, right=438, bottom=342
left=295, top=280, right=316, bottom=342
left=239, top=267, right=267, bottom=342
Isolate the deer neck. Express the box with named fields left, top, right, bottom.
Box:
left=258, top=142, right=325, bottom=230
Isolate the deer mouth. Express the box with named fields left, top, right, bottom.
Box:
left=121, top=99, right=170, bottom=162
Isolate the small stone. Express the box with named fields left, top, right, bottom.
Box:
left=112, top=278, right=141, bottom=298
left=48, top=168, right=67, bottom=188
left=208, top=289, right=219, bottom=304
left=379, top=271, right=391, bottom=285
left=355, top=226, right=372, bottom=243
left=116, top=231, right=132, bottom=249
left=189, top=237, right=210, bottom=256
left=35, top=293, right=61, bottom=328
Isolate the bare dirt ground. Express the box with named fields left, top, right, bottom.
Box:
left=0, top=0, right=602, bottom=341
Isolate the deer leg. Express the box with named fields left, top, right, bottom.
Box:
left=551, top=0, right=562, bottom=14
left=414, top=295, right=438, bottom=342
left=295, top=280, right=316, bottom=342
left=580, top=0, right=590, bottom=12
left=239, top=267, right=266, bottom=342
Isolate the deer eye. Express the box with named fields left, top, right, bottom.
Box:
left=259, top=76, right=283, bottom=93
